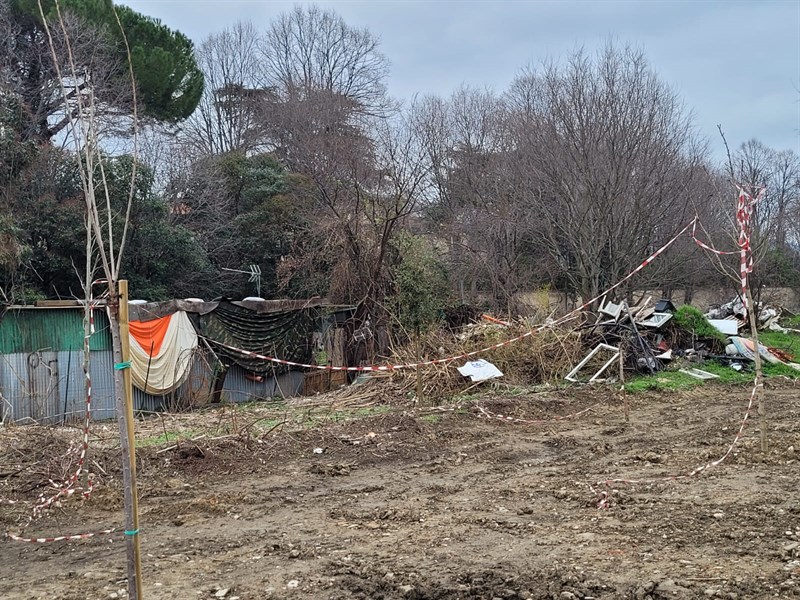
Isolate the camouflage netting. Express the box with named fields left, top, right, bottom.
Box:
left=192, top=301, right=319, bottom=374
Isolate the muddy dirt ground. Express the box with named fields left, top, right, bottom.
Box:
left=1, top=380, right=799, bottom=600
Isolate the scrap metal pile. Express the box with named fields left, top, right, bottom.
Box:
left=380, top=297, right=798, bottom=398
left=564, top=296, right=799, bottom=384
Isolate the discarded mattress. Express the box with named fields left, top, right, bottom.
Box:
left=727, top=336, right=781, bottom=364
left=129, top=311, right=198, bottom=394
left=727, top=336, right=800, bottom=370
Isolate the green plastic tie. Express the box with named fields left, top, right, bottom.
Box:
left=114, top=361, right=132, bottom=370
left=123, top=529, right=139, bottom=536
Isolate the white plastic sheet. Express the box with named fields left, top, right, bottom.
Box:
left=457, top=359, right=503, bottom=382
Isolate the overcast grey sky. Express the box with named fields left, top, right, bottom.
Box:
left=124, top=0, right=799, bottom=162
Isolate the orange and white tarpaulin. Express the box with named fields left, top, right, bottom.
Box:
left=129, top=311, right=198, bottom=395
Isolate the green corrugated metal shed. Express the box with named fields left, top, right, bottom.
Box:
left=0, top=307, right=112, bottom=353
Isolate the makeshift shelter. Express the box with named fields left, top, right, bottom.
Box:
left=129, top=311, right=198, bottom=395
left=192, top=300, right=317, bottom=374
left=0, top=298, right=355, bottom=424
left=0, top=303, right=116, bottom=424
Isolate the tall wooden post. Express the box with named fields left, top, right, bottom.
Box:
left=415, top=333, right=424, bottom=405
left=744, top=286, right=767, bottom=453
left=619, top=347, right=629, bottom=423
left=113, top=280, right=143, bottom=599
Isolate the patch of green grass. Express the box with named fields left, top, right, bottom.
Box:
left=232, top=398, right=287, bottom=411
left=502, top=385, right=534, bottom=397
left=692, top=361, right=752, bottom=384
left=625, top=370, right=703, bottom=393
left=673, top=305, right=727, bottom=343
left=136, top=429, right=199, bottom=447
left=757, top=330, right=799, bottom=358
left=783, top=314, right=800, bottom=328
left=625, top=356, right=800, bottom=394
left=701, top=359, right=798, bottom=381
left=419, top=413, right=442, bottom=423
left=762, top=362, right=800, bottom=378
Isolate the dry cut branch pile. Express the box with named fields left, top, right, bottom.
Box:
left=388, top=322, right=584, bottom=398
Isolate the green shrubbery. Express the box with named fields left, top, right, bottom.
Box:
left=672, top=305, right=727, bottom=344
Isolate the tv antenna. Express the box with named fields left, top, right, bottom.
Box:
left=222, top=264, right=262, bottom=297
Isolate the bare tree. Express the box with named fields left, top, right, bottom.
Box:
left=179, top=5, right=392, bottom=161
left=183, top=21, right=267, bottom=156
left=771, top=149, right=800, bottom=252
left=260, top=4, right=390, bottom=113
left=278, top=107, right=430, bottom=353
left=734, top=140, right=799, bottom=251
left=413, top=86, right=540, bottom=311
left=728, top=140, right=800, bottom=296
left=35, top=1, right=144, bottom=595
left=506, top=43, right=707, bottom=304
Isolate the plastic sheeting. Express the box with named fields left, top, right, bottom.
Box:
left=130, top=311, right=198, bottom=394
left=193, top=301, right=318, bottom=375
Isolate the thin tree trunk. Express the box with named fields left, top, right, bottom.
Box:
left=744, top=285, right=767, bottom=453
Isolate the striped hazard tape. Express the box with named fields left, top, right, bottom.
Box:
left=209, top=218, right=699, bottom=372
left=476, top=403, right=600, bottom=425
left=692, top=187, right=764, bottom=310
left=592, top=376, right=759, bottom=508
left=6, top=527, right=116, bottom=544
left=31, top=296, right=101, bottom=519
left=4, top=289, right=109, bottom=544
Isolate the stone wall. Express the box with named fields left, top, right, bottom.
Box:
left=503, top=287, right=799, bottom=316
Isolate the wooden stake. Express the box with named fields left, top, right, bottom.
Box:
left=416, top=335, right=423, bottom=405
left=744, top=286, right=767, bottom=453
left=112, top=280, right=143, bottom=599
left=619, top=347, right=629, bottom=423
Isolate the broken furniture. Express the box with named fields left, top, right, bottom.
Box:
left=679, top=368, right=720, bottom=380
left=565, top=343, right=620, bottom=383
left=654, top=299, right=677, bottom=313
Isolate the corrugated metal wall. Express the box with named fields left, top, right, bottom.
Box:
left=0, top=308, right=117, bottom=424
left=0, top=307, right=112, bottom=353
left=0, top=307, right=310, bottom=424
left=0, top=349, right=118, bottom=424
left=222, top=364, right=304, bottom=404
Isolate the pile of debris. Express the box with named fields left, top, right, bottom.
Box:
left=707, top=297, right=799, bottom=335
left=388, top=317, right=583, bottom=397
left=564, top=296, right=799, bottom=383
left=566, top=297, right=683, bottom=383
left=381, top=298, right=798, bottom=398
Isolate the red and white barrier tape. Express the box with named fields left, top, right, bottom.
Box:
left=30, top=296, right=100, bottom=519
left=5, top=287, right=109, bottom=543
left=207, top=218, right=698, bottom=372
left=691, top=220, right=739, bottom=255
left=692, top=187, right=764, bottom=310
left=6, top=527, right=116, bottom=544
left=476, top=403, right=600, bottom=425
left=593, top=377, right=759, bottom=508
